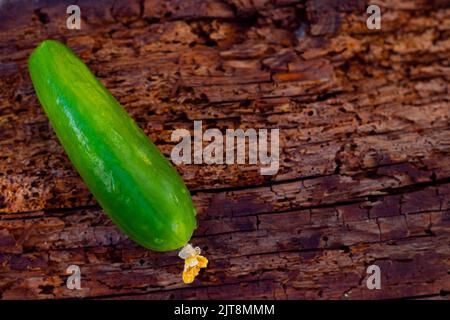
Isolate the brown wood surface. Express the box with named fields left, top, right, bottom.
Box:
left=0, top=0, right=449, bottom=299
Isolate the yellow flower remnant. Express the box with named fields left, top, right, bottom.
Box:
left=179, top=244, right=208, bottom=284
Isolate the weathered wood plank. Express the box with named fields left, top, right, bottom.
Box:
left=0, top=0, right=449, bottom=299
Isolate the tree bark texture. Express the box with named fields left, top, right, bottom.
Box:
left=0, top=0, right=449, bottom=299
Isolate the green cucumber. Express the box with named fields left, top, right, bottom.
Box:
left=28, top=40, right=196, bottom=252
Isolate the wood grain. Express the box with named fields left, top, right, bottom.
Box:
left=0, top=0, right=449, bottom=299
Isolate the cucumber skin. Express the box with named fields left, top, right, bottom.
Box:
left=28, top=40, right=196, bottom=252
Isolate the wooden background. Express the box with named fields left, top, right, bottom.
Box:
left=0, top=0, right=449, bottom=299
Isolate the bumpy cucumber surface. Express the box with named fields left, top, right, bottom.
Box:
left=28, top=40, right=196, bottom=252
